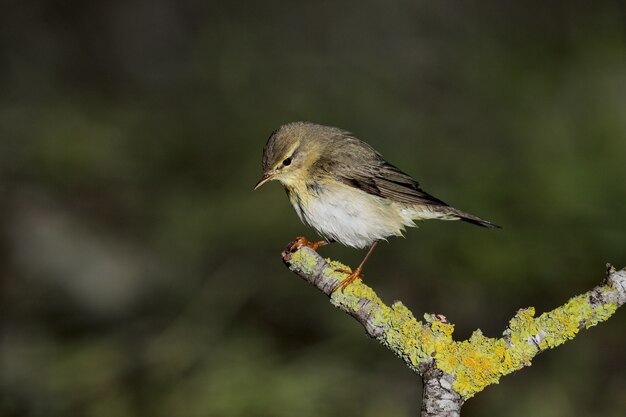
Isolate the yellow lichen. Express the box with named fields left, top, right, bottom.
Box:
left=431, top=296, right=620, bottom=399
left=328, top=281, right=619, bottom=399
left=375, top=303, right=436, bottom=369
left=288, top=248, right=622, bottom=401
left=537, top=296, right=588, bottom=348
left=587, top=303, right=617, bottom=328
left=289, top=249, right=320, bottom=275
left=341, top=283, right=619, bottom=399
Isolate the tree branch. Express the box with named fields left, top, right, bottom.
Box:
left=282, top=239, right=626, bottom=416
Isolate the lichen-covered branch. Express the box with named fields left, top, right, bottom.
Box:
left=282, top=239, right=626, bottom=415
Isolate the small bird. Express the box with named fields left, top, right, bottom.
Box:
left=255, top=122, right=499, bottom=292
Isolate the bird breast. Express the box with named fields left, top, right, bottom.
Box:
left=285, top=181, right=414, bottom=249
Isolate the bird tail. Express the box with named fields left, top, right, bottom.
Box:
left=448, top=208, right=501, bottom=229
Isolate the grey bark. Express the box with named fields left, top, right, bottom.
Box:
left=421, top=367, right=463, bottom=417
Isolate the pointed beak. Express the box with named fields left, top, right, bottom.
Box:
left=253, top=172, right=275, bottom=190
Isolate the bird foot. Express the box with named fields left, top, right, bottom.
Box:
left=331, top=267, right=363, bottom=293
left=288, top=236, right=329, bottom=252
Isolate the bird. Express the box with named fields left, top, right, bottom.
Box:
left=254, top=121, right=500, bottom=292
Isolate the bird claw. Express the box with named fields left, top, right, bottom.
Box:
left=331, top=268, right=363, bottom=293
left=288, top=236, right=329, bottom=252
left=285, top=237, right=364, bottom=293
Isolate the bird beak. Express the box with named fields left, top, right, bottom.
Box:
left=254, top=172, right=275, bottom=190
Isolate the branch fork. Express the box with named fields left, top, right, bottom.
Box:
left=282, top=238, right=626, bottom=417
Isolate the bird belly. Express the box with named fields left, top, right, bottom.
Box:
left=290, top=183, right=412, bottom=249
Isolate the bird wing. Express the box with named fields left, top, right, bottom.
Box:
left=313, top=136, right=449, bottom=207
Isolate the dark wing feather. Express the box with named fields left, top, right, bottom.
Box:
left=366, top=161, right=449, bottom=206
left=313, top=135, right=449, bottom=207
left=312, top=133, right=501, bottom=228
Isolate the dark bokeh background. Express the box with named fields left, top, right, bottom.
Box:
left=2, top=1, right=626, bottom=416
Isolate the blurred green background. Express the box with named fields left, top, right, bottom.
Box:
left=1, top=1, right=626, bottom=416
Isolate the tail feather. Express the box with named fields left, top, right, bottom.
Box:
left=449, top=208, right=501, bottom=229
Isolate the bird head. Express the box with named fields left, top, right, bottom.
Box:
left=254, top=122, right=339, bottom=190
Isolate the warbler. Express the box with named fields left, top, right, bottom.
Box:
left=255, top=121, right=499, bottom=291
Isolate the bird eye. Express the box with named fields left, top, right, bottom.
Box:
left=282, top=157, right=292, bottom=166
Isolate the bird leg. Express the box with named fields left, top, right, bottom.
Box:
left=332, top=240, right=380, bottom=293
left=288, top=236, right=330, bottom=252
left=332, top=266, right=364, bottom=293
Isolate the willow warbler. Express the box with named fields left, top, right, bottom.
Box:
left=255, top=121, right=499, bottom=291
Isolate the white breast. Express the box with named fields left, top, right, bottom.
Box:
left=288, top=182, right=415, bottom=249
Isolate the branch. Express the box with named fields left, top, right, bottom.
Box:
left=282, top=240, right=626, bottom=416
